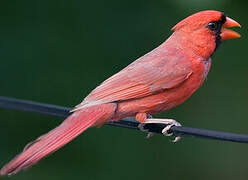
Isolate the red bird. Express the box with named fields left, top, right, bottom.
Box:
left=0, top=10, right=240, bottom=176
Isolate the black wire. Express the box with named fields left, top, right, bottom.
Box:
left=0, top=96, right=248, bottom=143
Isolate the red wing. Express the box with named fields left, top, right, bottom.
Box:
left=73, top=48, right=192, bottom=111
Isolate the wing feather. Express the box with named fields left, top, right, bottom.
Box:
left=73, top=46, right=192, bottom=111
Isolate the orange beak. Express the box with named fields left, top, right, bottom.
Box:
left=221, top=17, right=241, bottom=40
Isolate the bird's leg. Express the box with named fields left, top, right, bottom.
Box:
left=136, top=112, right=182, bottom=142
left=136, top=113, right=154, bottom=138
left=144, top=118, right=182, bottom=142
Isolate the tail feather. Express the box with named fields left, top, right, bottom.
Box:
left=0, top=103, right=116, bottom=176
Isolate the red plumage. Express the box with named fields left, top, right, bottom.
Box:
left=0, top=10, right=240, bottom=176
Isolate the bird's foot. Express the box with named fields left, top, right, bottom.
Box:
left=137, top=114, right=154, bottom=138
left=138, top=122, right=154, bottom=138
left=142, top=118, right=182, bottom=142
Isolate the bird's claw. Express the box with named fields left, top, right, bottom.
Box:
left=160, top=119, right=181, bottom=142
left=138, top=123, right=154, bottom=138
left=140, top=118, right=182, bottom=142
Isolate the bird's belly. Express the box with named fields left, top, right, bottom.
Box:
left=114, top=59, right=211, bottom=119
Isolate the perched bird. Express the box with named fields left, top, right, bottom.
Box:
left=0, top=10, right=240, bottom=176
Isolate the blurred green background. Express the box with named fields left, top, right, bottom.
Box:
left=0, top=0, right=248, bottom=180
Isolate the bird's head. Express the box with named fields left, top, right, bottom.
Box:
left=171, top=10, right=241, bottom=59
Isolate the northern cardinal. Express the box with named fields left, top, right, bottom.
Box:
left=0, top=10, right=240, bottom=176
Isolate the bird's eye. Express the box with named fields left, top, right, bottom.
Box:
left=207, top=22, right=219, bottom=31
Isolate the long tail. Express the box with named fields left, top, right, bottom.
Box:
left=0, top=103, right=116, bottom=176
